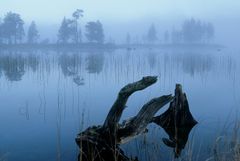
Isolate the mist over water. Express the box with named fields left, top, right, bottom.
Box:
left=0, top=48, right=239, bottom=160
left=1, top=0, right=240, bottom=47
left=1, top=1, right=240, bottom=161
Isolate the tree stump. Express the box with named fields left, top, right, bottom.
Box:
left=76, top=76, right=197, bottom=161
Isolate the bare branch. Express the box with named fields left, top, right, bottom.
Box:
left=103, top=76, right=158, bottom=132
left=117, top=94, right=173, bottom=144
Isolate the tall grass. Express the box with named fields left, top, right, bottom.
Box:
left=116, top=119, right=240, bottom=161
left=205, top=121, right=240, bottom=161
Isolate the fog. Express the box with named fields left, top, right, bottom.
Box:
left=1, top=1, right=240, bottom=161
left=1, top=0, right=240, bottom=47
left=2, top=0, right=240, bottom=22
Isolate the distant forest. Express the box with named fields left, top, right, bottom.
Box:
left=0, top=9, right=215, bottom=46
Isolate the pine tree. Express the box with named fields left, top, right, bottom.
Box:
left=85, top=20, right=104, bottom=44
left=58, top=17, right=73, bottom=44
left=147, top=24, right=158, bottom=44
left=27, top=21, right=39, bottom=44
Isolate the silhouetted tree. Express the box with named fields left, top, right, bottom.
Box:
left=16, top=22, right=25, bottom=44
left=72, top=9, right=84, bottom=44
left=147, top=24, right=157, bottom=44
left=181, top=18, right=214, bottom=44
left=2, top=12, right=25, bottom=44
left=58, top=17, right=74, bottom=44
left=182, top=18, right=198, bottom=43
left=85, top=21, right=104, bottom=43
left=27, top=21, right=39, bottom=44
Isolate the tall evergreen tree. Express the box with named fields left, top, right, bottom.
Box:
left=147, top=24, right=157, bottom=44
left=72, top=9, right=84, bottom=44
left=2, top=12, right=25, bottom=44
left=85, top=20, right=104, bottom=43
left=58, top=17, right=73, bottom=44
left=181, top=18, right=214, bottom=44
left=182, top=18, right=197, bottom=43
left=27, top=21, right=39, bottom=44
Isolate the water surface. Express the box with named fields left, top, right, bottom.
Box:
left=0, top=48, right=239, bottom=161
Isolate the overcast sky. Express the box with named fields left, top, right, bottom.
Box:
left=1, top=0, right=240, bottom=46
left=1, top=0, right=240, bottom=23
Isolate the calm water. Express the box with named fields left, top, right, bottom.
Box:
left=0, top=48, right=239, bottom=161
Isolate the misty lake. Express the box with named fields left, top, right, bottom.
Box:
left=0, top=48, right=239, bottom=161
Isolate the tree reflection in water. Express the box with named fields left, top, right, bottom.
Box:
left=85, top=52, right=104, bottom=74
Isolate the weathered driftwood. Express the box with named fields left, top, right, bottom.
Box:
left=152, top=84, right=198, bottom=158
left=117, top=94, right=173, bottom=144
left=76, top=77, right=197, bottom=161
left=103, top=76, right=158, bottom=133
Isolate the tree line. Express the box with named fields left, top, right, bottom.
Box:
left=0, top=11, right=214, bottom=46
left=171, top=18, right=214, bottom=44
left=0, top=9, right=105, bottom=45
left=58, top=9, right=104, bottom=44
left=126, top=18, right=215, bottom=45
left=0, top=12, right=40, bottom=44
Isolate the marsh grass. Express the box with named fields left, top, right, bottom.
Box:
left=205, top=120, right=240, bottom=161
left=72, top=110, right=240, bottom=161
left=76, top=104, right=240, bottom=161
left=116, top=119, right=240, bottom=161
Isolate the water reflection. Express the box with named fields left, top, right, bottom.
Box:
left=0, top=49, right=235, bottom=83
left=85, top=52, right=104, bottom=74
left=73, top=76, right=84, bottom=86
left=26, top=53, right=39, bottom=72
left=153, top=87, right=198, bottom=158
left=59, top=52, right=81, bottom=77
left=161, top=51, right=214, bottom=77
left=18, top=101, right=30, bottom=120
left=147, top=51, right=157, bottom=69
left=0, top=54, right=25, bottom=81
left=176, top=53, right=213, bottom=76
left=0, top=51, right=41, bottom=81
left=0, top=48, right=239, bottom=161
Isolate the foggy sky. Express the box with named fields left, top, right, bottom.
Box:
left=1, top=0, right=240, bottom=23
left=1, top=0, right=240, bottom=47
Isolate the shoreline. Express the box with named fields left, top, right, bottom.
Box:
left=0, top=43, right=225, bottom=52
